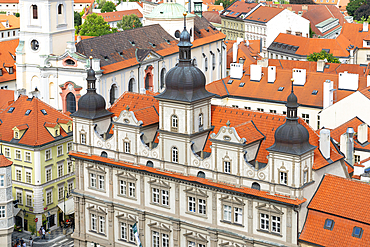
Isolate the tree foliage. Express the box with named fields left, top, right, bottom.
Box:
left=117, top=14, right=142, bottom=31
left=101, top=1, right=116, bottom=13
left=74, top=11, right=82, bottom=26
left=346, top=0, right=370, bottom=21
left=215, top=0, right=233, bottom=8
left=289, top=0, right=315, bottom=4
left=307, top=50, right=340, bottom=63
left=347, top=0, right=365, bottom=17
left=78, top=13, right=117, bottom=36
left=309, top=26, right=316, bottom=38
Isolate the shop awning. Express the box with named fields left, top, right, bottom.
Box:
left=57, top=198, right=74, bottom=215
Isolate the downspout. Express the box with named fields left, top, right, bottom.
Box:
left=294, top=205, right=300, bottom=245
left=137, top=64, right=141, bottom=93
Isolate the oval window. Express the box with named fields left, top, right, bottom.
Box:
left=31, top=39, right=39, bottom=51
left=65, top=59, right=75, bottom=66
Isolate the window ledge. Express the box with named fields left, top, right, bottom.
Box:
left=25, top=161, right=32, bottom=163
left=220, top=220, right=244, bottom=227
left=45, top=158, right=52, bottom=162
left=88, top=230, right=107, bottom=237
left=88, top=187, right=106, bottom=193
left=257, top=229, right=282, bottom=237
left=150, top=202, right=170, bottom=209
left=118, top=239, right=136, bottom=245
left=185, top=211, right=208, bottom=219
left=14, top=158, right=22, bottom=161
left=57, top=24, right=67, bottom=28
left=117, top=194, right=137, bottom=201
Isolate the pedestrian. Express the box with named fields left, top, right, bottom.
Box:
left=29, top=237, right=33, bottom=247
left=42, top=227, right=46, bottom=239
left=22, top=242, right=26, bottom=247
left=20, top=238, right=23, bottom=246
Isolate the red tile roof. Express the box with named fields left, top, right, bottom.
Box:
left=234, top=121, right=265, bottom=144
left=206, top=59, right=369, bottom=109
left=207, top=5, right=224, bottom=12
left=0, top=95, right=72, bottom=147
left=0, top=90, right=14, bottom=111
left=98, top=9, right=143, bottom=23
left=225, top=39, right=261, bottom=69
left=221, top=2, right=258, bottom=18
left=0, top=14, right=19, bottom=30
left=0, top=39, right=18, bottom=83
left=202, top=11, right=221, bottom=24
left=245, top=6, right=284, bottom=23
left=69, top=151, right=306, bottom=205
left=0, top=154, right=12, bottom=167
left=339, top=23, right=370, bottom=49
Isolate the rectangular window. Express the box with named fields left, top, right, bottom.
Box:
left=46, top=169, right=52, bottom=182
left=188, top=196, right=196, bottom=212
left=280, top=172, right=287, bottom=185
left=302, top=113, right=309, bottom=124
left=58, top=187, right=64, bottom=200
left=355, top=155, right=361, bottom=163
left=26, top=194, right=32, bottom=207
left=124, top=142, right=130, bottom=153
left=120, top=180, right=127, bottom=196
left=129, top=224, right=135, bottom=242
left=260, top=213, right=269, bottom=230
left=57, top=145, right=63, bottom=156
left=25, top=152, right=31, bottom=162
left=270, top=110, right=277, bottom=113
left=91, top=214, right=96, bottom=231
left=224, top=161, right=230, bottom=174
left=67, top=161, right=73, bottom=173
left=26, top=171, right=31, bottom=183
left=68, top=183, right=73, bottom=195
left=271, top=216, right=281, bottom=233
left=81, top=134, right=86, bottom=144
left=98, top=175, right=104, bottom=190
left=0, top=175, right=3, bottom=186
left=15, top=150, right=21, bottom=160
left=45, top=149, right=51, bottom=160
left=223, top=205, right=232, bottom=221
left=235, top=207, right=243, bottom=224
left=367, top=54, right=370, bottom=61
left=16, top=169, right=21, bottom=181
left=152, top=188, right=160, bottom=204
left=16, top=192, right=22, bottom=205
left=162, top=190, right=169, bottom=206
left=153, top=231, right=159, bottom=247
left=67, top=142, right=72, bottom=153
left=257, top=108, right=264, bottom=112
left=198, top=198, right=206, bottom=215
left=99, top=216, right=105, bottom=233
left=58, top=164, right=63, bottom=177
left=90, top=174, right=96, bottom=188
left=0, top=206, right=5, bottom=218
left=121, top=222, right=127, bottom=240
left=129, top=182, right=135, bottom=197
left=317, top=115, right=320, bottom=129
left=46, top=191, right=52, bottom=205
left=162, top=233, right=169, bottom=247
left=303, top=170, right=308, bottom=183
left=4, top=148, right=10, bottom=158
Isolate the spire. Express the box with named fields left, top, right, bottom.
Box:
left=177, top=12, right=192, bottom=64
left=286, top=78, right=298, bottom=121
left=87, top=56, right=96, bottom=90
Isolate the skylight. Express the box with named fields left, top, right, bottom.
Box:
left=25, top=110, right=32, bottom=115
left=239, top=82, right=245, bottom=87
left=278, top=87, right=284, bottom=91
left=41, top=109, right=47, bottom=115
left=7, top=107, right=15, bottom=113
left=235, top=12, right=239, bottom=15
left=119, top=51, right=124, bottom=58
left=227, top=80, right=233, bottom=84
left=230, top=11, right=234, bottom=15
left=312, top=90, right=318, bottom=95
left=352, top=227, right=363, bottom=238
left=324, top=219, right=334, bottom=230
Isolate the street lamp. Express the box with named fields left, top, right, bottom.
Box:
left=64, top=185, right=69, bottom=226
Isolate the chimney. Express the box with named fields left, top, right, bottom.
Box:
left=323, top=80, right=333, bottom=109
left=77, top=36, right=82, bottom=43
left=317, top=59, right=325, bottom=72
left=292, top=68, right=306, bottom=85
left=345, top=127, right=355, bottom=165
left=233, top=43, right=238, bottom=63
left=268, top=66, right=276, bottom=83
left=320, top=129, right=331, bottom=159
left=358, top=123, right=368, bottom=144
left=302, top=5, right=308, bottom=11
left=250, top=64, right=262, bottom=81
left=364, top=22, right=369, bottom=32
left=338, top=71, right=359, bottom=90
left=230, top=63, right=243, bottom=79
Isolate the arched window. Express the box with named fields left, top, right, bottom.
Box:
left=205, top=57, right=208, bottom=71
left=58, top=4, right=63, bottom=14
left=197, top=171, right=205, bottom=178
left=32, top=5, right=38, bottom=19
left=211, top=52, right=215, bottom=70
left=251, top=182, right=260, bottom=191
left=128, top=78, right=135, bottom=92
left=198, top=113, right=203, bottom=129
left=49, top=82, right=55, bottom=99
left=55, top=129, right=58, bottom=136
left=101, top=151, right=107, bottom=158
left=160, top=68, right=166, bottom=89
left=172, top=147, right=178, bottom=163
left=171, top=115, right=178, bottom=131
left=66, top=92, right=76, bottom=114
left=65, top=59, right=75, bottom=66
left=109, top=84, right=118, bottom=105
left=146, top=161, right=154, bottom=167
left=145, top=73, right=153, bottom=91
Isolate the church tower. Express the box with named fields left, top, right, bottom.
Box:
left=155, top=14, right=214, bottom=168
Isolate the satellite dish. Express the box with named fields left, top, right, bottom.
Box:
left=175, top=30, right=180, bottom=38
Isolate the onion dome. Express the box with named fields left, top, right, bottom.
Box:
left=267, top=79, right=316, bottom=155
left=155, top=13, right=214, bottom=102
left=71, top=57, right=112, bottom=120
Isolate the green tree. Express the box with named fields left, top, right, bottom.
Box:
left=309, top=26, right=316, bottom=38
left=347, top=0, right=365, bottom=17
left=117, top=14, right=142, bottom=31
left=307, top=50, right=340, bottom=63
left=79, top=13, right=117, bottom=36
left=98, top=0, right=106, bottom=8
left=215, top=0, right=233, bottom=8
left=15, top=13, right=20, bottom=17
left=101, top=1, right=116, bottom=13
left=74, top=11, right=82, bottom=26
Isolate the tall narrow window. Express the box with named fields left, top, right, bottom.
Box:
left=32, top=5, right=38, bottom=19
left=171, top=115, right=178, bottom=130
left=260, top=213, right=269, bottom=230
left=58, top=4, right=63, bottom=14
left=199, top=113, right=203, bottom=129
left=66, top=93, right=76, bottom=114
left=224, top=161, right=230, bottom=174
left=280, top=172, right=287, bottom=185
left=91, top=214, right=96, bottom=231
left=172, top=147, right=178, bottom=163
left=223, top=205, right=232, bottom=221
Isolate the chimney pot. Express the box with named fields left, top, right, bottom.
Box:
left=320, top=129, right=331, bottom=159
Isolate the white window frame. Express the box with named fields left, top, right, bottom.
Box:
left=25, top=151, right=31, bottom=162
left=26, top=194, right=32, bottom=207
left=58, top=186, right=64, bottom=201
left=16, top=168, right=22, bottom=181
left=98, top=175, right=105, bottom=190
left=45, top=149, right=51, bottom=160
left=46, top=190, right=53, bottom=205
left=124, top=141, right=130, bottom=154
left=99, top=216, right=105, bottom=234
left=46, top=167, right=52, bottom=182
left=280, top=171, right=287, bottom=185
left=16, top=191, right=22, bottom=205
left=186, top=189, right=207, bottom=216
left=67, top=142, right=72, bottom=153
left=57, top=145, right=63, bottom=156
left=15, top=149, right=21, bottom=160
left=4, top=147, right=10, bottom=158
left=26, top=170, right=32, bottom=183
left=57, top=163, right=63, bottom=177
left=171, top=115, right=178, bottom=130
left=91, top=213, right=97, bottom=231
left=224, top=161, right=230, bottom=174
left=80, top=133, right=86, bottom=144
left=118, top=175, right=137, bottom=199
left=0, top=206, right=5, bottom=218
left=0, top=175, right=3, bottom=187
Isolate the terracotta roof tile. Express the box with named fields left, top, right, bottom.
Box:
left=202, top=11, right=221, bottom=24
left=0, top=39, right=17, bottom=83
left=0, top=154, right=12, bottom=167
left=0, top=14, right=19, bottom=30
left=0, top=95, right=72, bottom=146
left=245, top=6, right=284, bottom=23
left=98, top=9, right=143, bottom=23
left=339, top=23, right=370, bottom=49
left=221, top=2, right=258, bottom=18
left=0, top=90, right=14, bottom=111
left=15, top=124, right=28, bottom=130
left=69, top=151, right=306, bottom=205
left=234, top=121, right=265, bottom=144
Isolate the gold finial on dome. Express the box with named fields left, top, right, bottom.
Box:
left=183, top=12, right=187, bottom=17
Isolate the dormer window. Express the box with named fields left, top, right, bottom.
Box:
left=353, top=227, right=363, bottom=238
left=65, top=59, right=75, bottom=66
left=171, top=115, right=178, bottom=132
left=68, top=125, right=71, bottom=132
left=55, top=129, right=59, bottom=136
left=14, top=131, right=19, bottom=139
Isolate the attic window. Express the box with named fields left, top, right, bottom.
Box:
left=235, top=12, right=239, bottom=15
left=278, top=87, right=284, bottom=91
left=230, top=11, right=234, bottom=14
left=325, top=64, right=330, bottom=69
left=7, top=107, right=15, bottom=113
left=324, top=219, right=334, bottom=230
left=129, top=40, right=135, bottom=46
left=352, top=227, right=363, bottom=238
left=65, top=59, right=75, bottom=66
left=55, top=129, right=59, bottom=136
left=119, top=51, right=124, bottom=58
left=239, top=82, right=245, bottom=87
left=227, top=80, right=233, bottom=84
left=40, top=109, right=47, bottom=115
left=8, top=67, right=13, bottom=74
left=104, top=56, right=109, bottom=61
left=25, top=110, right=32, bottom=115
left=0, top=69, right=2, bottom=76
left=149, top=42, right=156, bottom=48
left=312, top=90, right=318, bottom=95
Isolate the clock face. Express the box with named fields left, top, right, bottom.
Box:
left=31, top=39, right=39, bottom=51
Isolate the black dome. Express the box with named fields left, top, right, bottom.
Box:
left=156, top=63, right=214, bottom=102
left=72, top=90, right=112, bottom=119
left=286, top=91, right=298, bottom=108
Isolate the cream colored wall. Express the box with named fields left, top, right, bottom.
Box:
left=356, top=49, right=370, bottom=65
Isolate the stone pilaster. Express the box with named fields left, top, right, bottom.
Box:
left=172, top=220, right=181, bottom=247
left=107, top=203, right=114, bottom=246
left=208, top=230, right=218, bottom=247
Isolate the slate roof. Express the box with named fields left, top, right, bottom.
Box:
left=0, top=95, right=72, bottom=147
left=69, top=151, right=307, bottom=206
left=299, top=174, right=370, bottom=246
left=0, top=38, right=18, bottom=83
left=206, top=59, right=369, bottom=109
left=202, top=11, right=221, bottom=24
